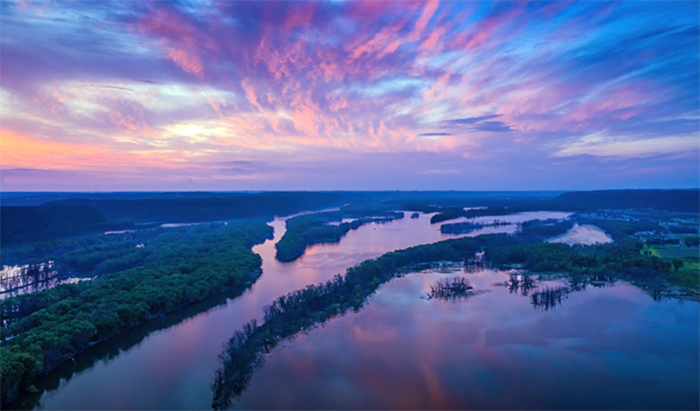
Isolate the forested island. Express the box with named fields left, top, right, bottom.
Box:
left=275, top=208, right=404, bottom=262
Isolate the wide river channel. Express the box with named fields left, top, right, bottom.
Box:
left=17, top=211, right=699, bottom=410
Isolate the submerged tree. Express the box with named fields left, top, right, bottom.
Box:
left=427, top=277, right=475, bottom=300
left=506, top=273, right=536, bottom=296
left=530, top=286, right=570, bottom=310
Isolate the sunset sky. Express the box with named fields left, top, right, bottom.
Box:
left=1, top=0, right=698, bottom=191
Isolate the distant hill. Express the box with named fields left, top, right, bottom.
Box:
left=41, top=192, right=349, bottom=222
left=1, top=192, right=350, bottom=246
left=1, top=190, right=564, bottom=206
left=1, top=205, right=109, bottom=244
left=554, top=189, right=699, bottom=213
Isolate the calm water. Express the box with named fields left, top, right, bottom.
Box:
left=20, top=211, right=699, bottom=410
left=236, top=269, right=699, bottom=410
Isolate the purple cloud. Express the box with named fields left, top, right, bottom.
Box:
left=0, top=0, right=698, bottom=190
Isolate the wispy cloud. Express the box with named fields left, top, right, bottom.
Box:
left=552, top=133, right=700, bottom=159
left=438, top=115, right=513, bottom=133
left=418, top=132, right=452, bottom=137
left=1, top=0, right=698, bottom=190
left=440, top=115, right=503, bottom=127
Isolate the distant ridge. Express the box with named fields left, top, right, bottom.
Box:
left=0, top=205, right=109, bottom=245
left=36, top=192, right=347, bottom=222
left=554, top=189, right=699, bottom=213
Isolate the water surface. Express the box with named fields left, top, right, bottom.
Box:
left=235, top=269, right=699, bottom=410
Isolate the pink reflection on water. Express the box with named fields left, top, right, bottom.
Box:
left=34, top=209, right=697, bottom=411
left=234, top=269, right=698, bottom=410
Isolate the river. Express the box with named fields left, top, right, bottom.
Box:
left=16, top=211, right=699, bottom=410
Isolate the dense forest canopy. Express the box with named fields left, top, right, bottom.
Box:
left=0, top=220, right=273, bottom=405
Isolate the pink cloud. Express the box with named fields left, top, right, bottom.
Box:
left=2, top=0, right=697, bottom=190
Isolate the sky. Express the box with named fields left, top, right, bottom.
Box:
left=1, top=0, right=698, bottom=191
